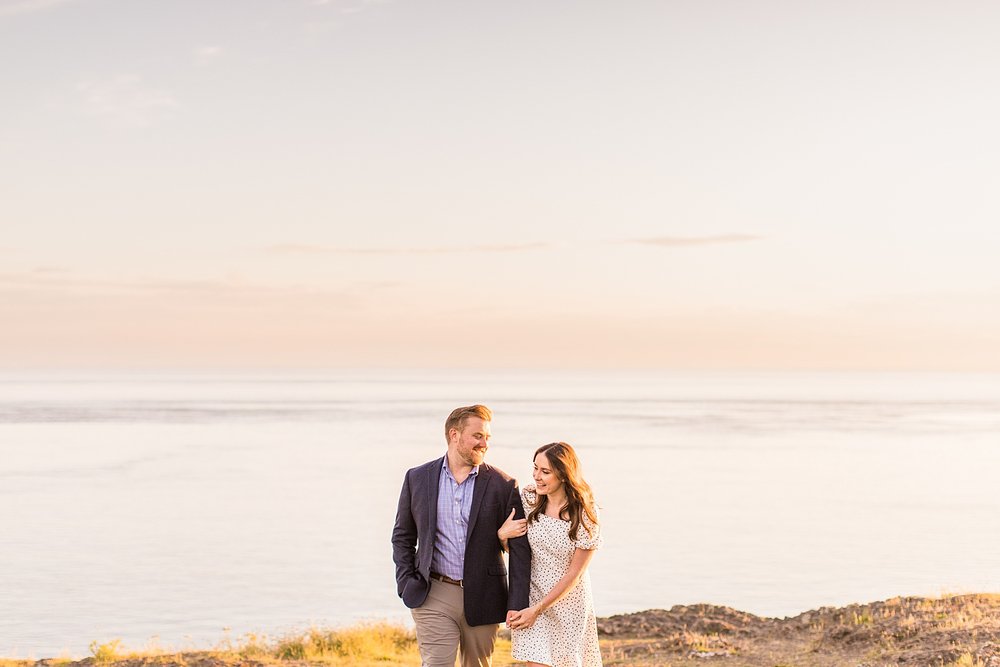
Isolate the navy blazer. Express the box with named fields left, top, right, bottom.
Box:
left=391, top=456, right=531, bottom=626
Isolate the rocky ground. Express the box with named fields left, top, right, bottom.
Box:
left=594, top=594, right=1000, bottom=666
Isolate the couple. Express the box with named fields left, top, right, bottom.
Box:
left=391, top=405, right=602, bottom=667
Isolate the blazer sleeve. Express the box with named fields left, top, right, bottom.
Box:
left=391, top=470, right=419, bottom=596
left=505, top=480, right=531, bottom=610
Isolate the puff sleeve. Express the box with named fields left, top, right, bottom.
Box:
left=521, top=484, right=538, bottom=510
left=573, top=504, right=602, bottom=550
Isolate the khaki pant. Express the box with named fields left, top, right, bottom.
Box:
left=411, top=578, right=499, bottom=667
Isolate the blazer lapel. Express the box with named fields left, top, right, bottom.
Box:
left=427, top=456, right=444, bottom=541
left=466, top=464, right=492, bottom=540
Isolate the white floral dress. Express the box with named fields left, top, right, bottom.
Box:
left=511, top=485, right=602, bottom=667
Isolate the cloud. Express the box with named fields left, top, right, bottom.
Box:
left=308, top=0, right=388, bottom=9
left=266, top=242, right=550, bottom=255
left=0, top=0, right=74, bottom=17
left=266, top=237, right=758, bottom=257
left=28, top=266, right=70, bottom=275
left=0, top=269, right=81, bottom=288
left=76, top=75, right=179, bottom=127
left=195, top=45, right=223, bottom=60
left=630, top=235, right=764, bottom=247
left=0, top=271, right=341, bottom=297
left=342, top=0, right=390, bottom=12
left=304, top=0, right=389, bottom=33
left=0, top=272, right=406, bottom=317
left=303, top=19, right=341, bottom=35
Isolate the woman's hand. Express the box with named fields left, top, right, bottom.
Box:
left=508, top=605, right=541, bottom=630
left=498, top=508, right=527, bottom=541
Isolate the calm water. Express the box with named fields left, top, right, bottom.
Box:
left=2, top=370, right=1000, bottom=658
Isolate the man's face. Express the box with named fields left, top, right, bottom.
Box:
left=449, top=417, right=491, bottom=466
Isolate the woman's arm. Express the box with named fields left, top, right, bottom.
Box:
left=508, top=547, right=596, bottom=630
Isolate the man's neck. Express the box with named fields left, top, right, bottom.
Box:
left=446, top=451, right=475, bottom=484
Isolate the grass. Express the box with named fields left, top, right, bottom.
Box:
left=0, top=627, right=419, bottom=667
left=264, top=623, right=418, bottom=664
left=851, top=611, right=873, bottom=626
left=5, top=624, right=487, bottom=667
left=89, top=640, right=124, bottom=663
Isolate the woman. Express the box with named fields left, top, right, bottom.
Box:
left=499, top=442, right=602, bottom=667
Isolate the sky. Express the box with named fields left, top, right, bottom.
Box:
left=2, top=0, right=999, bottom=370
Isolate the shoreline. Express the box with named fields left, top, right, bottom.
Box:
left=5, top=593, right=1000, bottom=666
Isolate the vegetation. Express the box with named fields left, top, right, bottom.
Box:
left=251, top=623, right=418, bottom=664
left=6, top=595, right=1000, bottom=667
left=946, top=654, right=987, bottom=667
left=88, top=640, right=124, bottom=663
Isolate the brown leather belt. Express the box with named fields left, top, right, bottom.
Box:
left=430, top=572, right=463, bottom=587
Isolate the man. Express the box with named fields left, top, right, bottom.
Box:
left=392, top=404, right=531, bottom=667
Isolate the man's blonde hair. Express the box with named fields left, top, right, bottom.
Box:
left=445, top=405, right=493, bottom=442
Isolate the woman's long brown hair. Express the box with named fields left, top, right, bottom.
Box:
left=527, top=442, right=598, bottom=541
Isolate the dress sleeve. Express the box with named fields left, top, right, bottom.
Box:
left=521, top=484, right=538, bottom=510
left=573, top=504, right=602, bottom=550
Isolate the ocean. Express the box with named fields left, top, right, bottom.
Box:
left=2, top=370, right=999, bottom=658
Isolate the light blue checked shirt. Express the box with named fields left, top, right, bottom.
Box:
left=431, top=458, right=479, bottom=580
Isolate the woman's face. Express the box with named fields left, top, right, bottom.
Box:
left=533, top=452, right=563, bottom=496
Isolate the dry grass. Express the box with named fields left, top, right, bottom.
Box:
left=261, top=623, right=418, bottom=665
left=7, top=595, right=1000, bottom=667
left=946, top=653, right=987, bottom=667
left=7, top=625, right=422, bottom=667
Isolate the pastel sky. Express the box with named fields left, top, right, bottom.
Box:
left=3, top=0, right=999, bottom=370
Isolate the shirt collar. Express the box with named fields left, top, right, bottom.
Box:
left=442, top=456, right=480, bottom=480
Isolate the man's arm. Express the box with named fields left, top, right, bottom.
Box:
left=504, top=481, right=531, bottom=611
left=391, top=471, right=419, bottom=597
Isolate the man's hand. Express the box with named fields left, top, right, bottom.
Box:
left=505, top=609, right=520, bottom=627
left=507, top=605, right=540, bottom=630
